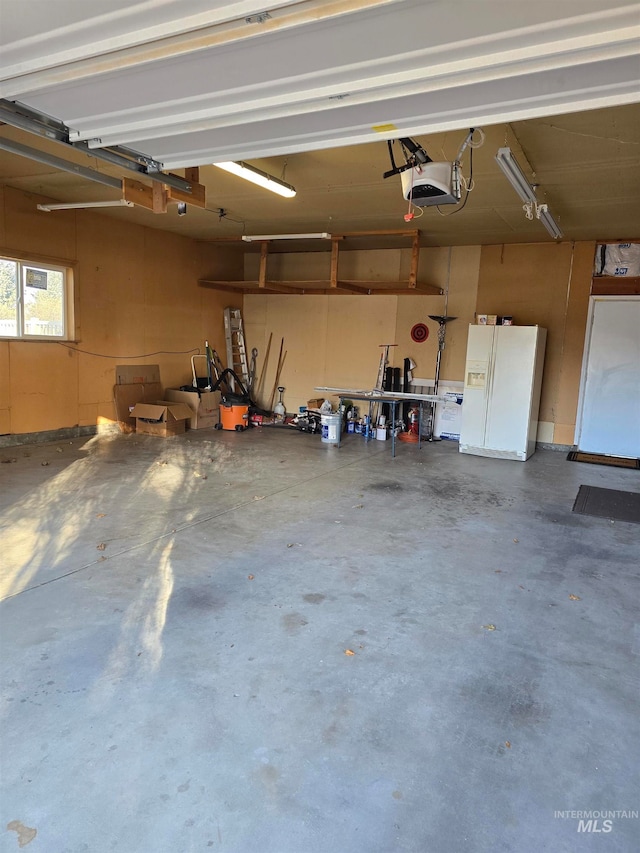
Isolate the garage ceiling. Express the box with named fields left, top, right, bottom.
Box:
left=1, top=0, right=639, bottom=248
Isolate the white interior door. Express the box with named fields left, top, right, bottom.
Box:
left=578, top=297, right=640, bottom=457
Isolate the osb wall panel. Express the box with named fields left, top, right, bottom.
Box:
left=75, top=214, right=146, bottom=422
left=0, top=340, right=9, bottom=433
left=477, top=242, right=577, bottom=427
left=246, top=248, right=407, bottom=283
left=3, top=186, right=76, bottom=261
left=0, top=187, right=240, bottom=435
left=244, top=295, right=329, bottom=411
left=395, top=246, right=481, bottom=383
left=325, top=296, right=397, bottom=390
left=9, top=343, right=79, bottom=432
left=553, top=242, right=595, bottom=445
left=0, top=192, right=8, bottom=433
left=0, top=187, right=6, bottom=247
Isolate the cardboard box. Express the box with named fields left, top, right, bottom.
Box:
left=164, top=388, right=220, bottom=429
left=130, top=401, right=193, bottom=437
left=113, top=365, right=164, bottom=433
left=114, top=382, right=163, bottom=433
left=486, top=315, right=498, bottom=326
left=434, top=389, right=464, bottom=441
left=307, top=398, right=325, bottom=409
left=115, top=364, right=161, bottom=385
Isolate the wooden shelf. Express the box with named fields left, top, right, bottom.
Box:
left=591, top=276, right=640, bottom=295
left=198, top=230, right=443, bottom=295
left=199, top=279, right=443, bottom=295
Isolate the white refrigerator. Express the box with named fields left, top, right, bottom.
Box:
left=459, top=325, right=547, bottom=461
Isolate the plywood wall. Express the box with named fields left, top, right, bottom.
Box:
left=245, top=241, right=594, bottom=445
left=476, top=241, right=594, bottom=444
left=1, top=183, right=596, bottom=446
left=244, top=246, right=481, bottom=411
left=0, top=186, right=241, bottom=435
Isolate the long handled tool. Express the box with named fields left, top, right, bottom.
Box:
left=426, top=315, right=456, bottom=440
left=248, top=347, right=258, bottom=394
left=204, top=340, right=213, bottom=388
left=255, top=332, right=272, bottom=407
left=372, top=343, right=397, bottom=428
left=268, top=342, right=286, bottom=413
left=267, top=337, right=284, bottom=411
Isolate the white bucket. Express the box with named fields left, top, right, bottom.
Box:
left=321, top=413, right=341, bottom=444
left=376, top=426, right=388, bottom=441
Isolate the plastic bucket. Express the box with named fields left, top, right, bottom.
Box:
left=321, top=413, right=341, bottom=445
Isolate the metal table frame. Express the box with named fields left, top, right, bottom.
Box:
left=315, top=388, right=446, bottom=458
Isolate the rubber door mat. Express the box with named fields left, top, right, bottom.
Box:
left=567, top=451, right=640, bottom=469
left=572, top=485, right=640, bottom=524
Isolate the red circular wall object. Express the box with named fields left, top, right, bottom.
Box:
left=410, top=323, right=429, bottom=343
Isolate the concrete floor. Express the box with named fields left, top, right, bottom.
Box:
left=1, top=428, right=638, bottom=853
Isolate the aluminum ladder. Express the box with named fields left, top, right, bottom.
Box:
left=224, top=307, right=250, bottom=391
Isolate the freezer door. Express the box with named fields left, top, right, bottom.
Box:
left=459, top=326, right=493, bottom=448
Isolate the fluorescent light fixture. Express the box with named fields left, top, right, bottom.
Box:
left=242, top=232, right=331, bottom=242
left=214, top=161, right=296, bottom=198
left=495, top=147, right=537, bottom=203
left=536, top=205, right=563, bottom=240
left=37, top=200, right=134, bottom=212
left=495, top=147, right=562, bottom=239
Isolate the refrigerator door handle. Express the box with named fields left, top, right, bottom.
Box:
left=484, top=329, right=496, bottom=444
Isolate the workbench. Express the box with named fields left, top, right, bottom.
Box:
left=314, top=387, right=447, bottom=458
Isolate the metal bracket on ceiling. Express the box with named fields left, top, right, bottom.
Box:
left=0, top=98, right=193, bottom=194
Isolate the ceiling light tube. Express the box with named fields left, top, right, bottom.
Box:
left=37, top=200, right=135, bottom=211
left=214, top=161, right=296, bottom=198
left=495, top=147, right=537, bottom=204
left=537, top=206, right=563, bottom=240
left=496, top=147, right=562, bottom=239
left=242, top=232, right=331, bottom=242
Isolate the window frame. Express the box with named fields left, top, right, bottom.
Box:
left=0, top=251, right=75, bottom=341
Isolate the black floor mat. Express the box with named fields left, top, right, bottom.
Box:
left=573, top=485, right=640, bottom=524
left=567, top=451, right=640, bottom=469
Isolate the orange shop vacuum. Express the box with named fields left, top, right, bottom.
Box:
left=212, top=368, right=251, bottom=432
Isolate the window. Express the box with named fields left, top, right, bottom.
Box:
left=0, top=255, right=73, bottom=339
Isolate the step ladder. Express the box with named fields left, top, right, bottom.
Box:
left=224, top=308, right=250, bottom=392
